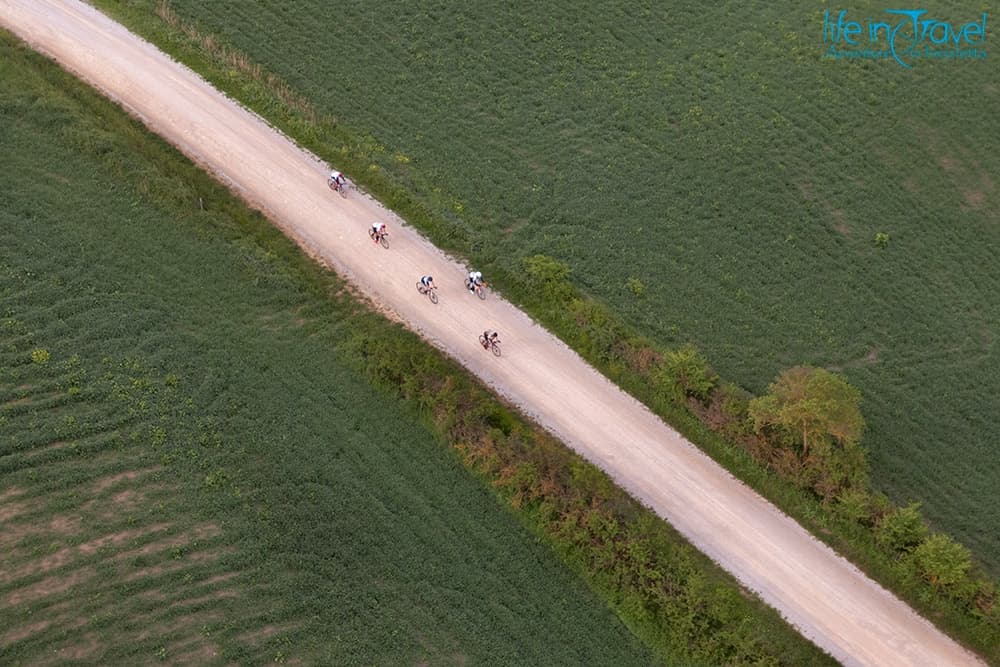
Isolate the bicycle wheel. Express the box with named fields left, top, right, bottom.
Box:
left=478, top=334, right=487, bottom=348
left=379, top=234, right=390, bottom=249
left=428, top=289, right=439, bottom=304
left=476, top=286, right=486, bottom=300
left=339, top=182, right=349, bottom=198
left=491, top=342, right=502, bottom=357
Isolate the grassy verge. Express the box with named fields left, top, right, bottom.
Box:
left=0, top=29, right=833, bottom=665
left=86, top=1, right=1000, bottom=661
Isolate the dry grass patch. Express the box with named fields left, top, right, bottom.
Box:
left=0, top=500, right=29, bottom=523
left=37, top=629, right=101, bottom=666
left=0, top=486, right=27, bottom=503
left=122, top=544, right=235, bottom=584
left=4, top=566, right=95, bottom=607
left=167, top=589, right=240, bottom=613
left=3, top=524, right=169, bottom=583
left=963, top=189, right=986, bottom=210
left=77, top=523, right=171, bottom=557
left=1, top=619, right=51, bottom=645
left=235, top=621, right=299, bottom=648
left=166, top=637, right=225, bottom=664
left=92, top=466, right=162, bottom=493
left=114, top=523, right=219, bottom=560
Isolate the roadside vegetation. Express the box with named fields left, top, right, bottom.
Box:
left=86, top=0, right=1000, bottom=660
left=0, top=31, right=833, bottom=665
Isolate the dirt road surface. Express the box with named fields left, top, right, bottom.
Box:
left=0, top=2, right=986, bottom=665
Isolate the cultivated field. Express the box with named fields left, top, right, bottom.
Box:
left=139, top=0, right=1000, bottom=571
left=0, top=35, right=665, bottom=665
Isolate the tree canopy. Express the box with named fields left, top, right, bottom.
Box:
left=748, top=366, right=864, bottom=456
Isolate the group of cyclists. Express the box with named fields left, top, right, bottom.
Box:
left=333, top=170, right=500, bottom=354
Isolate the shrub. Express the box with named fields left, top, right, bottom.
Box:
left=660, top=344, right=718, bottom=402
left=807, top=437, right=869, bottom=501
left=522, top=254, right=573, bottom=304
left=876, top=502, right=928, bottom=554
left=833, top=487, right=873, bottom=525
left=31, top=347, right=50, bottom=364
left=483, top=405, right=516, bottom=436
left=911, top=533, right=973, bottom=591
left=626, top=277, right=645, bottom=297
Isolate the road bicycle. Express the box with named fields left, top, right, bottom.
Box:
left=416, top=281, right=439, bottom=304
left=465, top=278, right=487, bottom=300
left=478, top=333, right=502, bottom=357
left=368, top=227, right=390, bottom=249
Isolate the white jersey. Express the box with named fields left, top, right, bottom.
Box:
left=372, top=222, right=385, bottom=233
left=469, top=271, right=483, bottom=283
left=330, top=170, right=343, bottom=182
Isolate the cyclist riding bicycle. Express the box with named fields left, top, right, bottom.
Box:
left=371, top=222, right=387, bottom=244
left=420, top=275, right=435, bottom=290
left=468, top=270, right=484, bottom=293
left=481, top=330, right=500, bottom=349
left=328, top=170, right=347, bottom=190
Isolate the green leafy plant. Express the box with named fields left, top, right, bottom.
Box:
left=626, top=277, right=645, bottom=297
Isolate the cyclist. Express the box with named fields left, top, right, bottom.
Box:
left=371, top=221, right=387, bottom=244
left=419, top=275, right=435, bottom=291
left=328, top=170, right=347, bottom=191
left=481, top=330, right=500, bottom=350
left=467, top=270, right=484, bottom=293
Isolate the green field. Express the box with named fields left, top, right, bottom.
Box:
left=135, top=0, right=1000, bottom=572
left=0, top=36, right=668, bottom=665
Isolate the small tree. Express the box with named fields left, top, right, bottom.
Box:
left=911, top=533, right=973, bottom=590
left=748, top=366, right=863, bottom=457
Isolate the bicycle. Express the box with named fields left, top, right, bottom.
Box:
left=327, top=175, right=350, bottom=198
left=416, top=281, right=439, bottom=304
left=479, top=333, right=502, bottom=357
left=465, top=278, right=487, bottom=300
left=368, top=227, right=390, bottom=249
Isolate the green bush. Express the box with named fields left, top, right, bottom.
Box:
left=626, top=277, right=645, bottom=297
left=660, top=344, right=717, bottom=402
left=31, top=347, right=51, bottom=365
left=833, top=487, right=873, bottom=525
left=522, top=254, right=573, bottom=304
left=876, top=503, right=928, bottom=555
left=912, top=533, right=974, bottom=591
